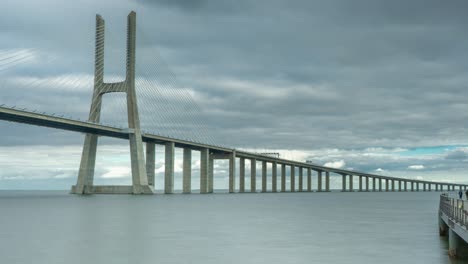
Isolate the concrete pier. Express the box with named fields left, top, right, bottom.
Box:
left=373, top=177, right=376, bottom=192
left=359, top=176, right=363, bottom=192
left=239, top=157, right=245, bottom=193
left=385, top=179, right=389, bottom=192
left=182, top=148, right=191, bottom=193
left=307, top=168, right=312, bottom=192
left=349, top=174, right=353, bottom=192
left=272, top=162, right=277, bottom=192
left=281, top=164, right=286, bottom=192
left=325, top=171, right=330, bottom=192
left=262, top=160, right=267, bottom=192
left=342, top=174, right=346, bottom=192
left=366, top=176, right=369, bottom=192
left=229, top=152, right=236, bottom=193
left=317, top=171, right=322, bottom=192
left=290, top=165, right=295, bottom=192
left=298, top=167, right=303, bottom=192
left=251, top=159, right=256, bottom=192
left=145, top=142, right=155, bottom=187
left=379, top=178, right=382, bottom=192
left=200, top=148, right=209, bottom=193
left=164, top=142, right=175, bottom=194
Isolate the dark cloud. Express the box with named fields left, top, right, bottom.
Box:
left=446, top=150, right=468, bottom=161
left=1, top=0, right=468, bottom=158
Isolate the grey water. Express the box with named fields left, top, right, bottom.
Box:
left=0, top=191, right=463, bottom=264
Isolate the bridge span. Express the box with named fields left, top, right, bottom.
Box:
left=1, top=11, right=467, bottom=194
left=1, top=104, right=466, bottom=195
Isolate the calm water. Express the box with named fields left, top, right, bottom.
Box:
left=0, top=191, right=464, bottom=264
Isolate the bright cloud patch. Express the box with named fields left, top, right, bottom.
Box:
left=408, top=165, right=425, bottom=170
left=101, top=166, right=131, bottom=178
left=324, top=160, right=346, bottom=169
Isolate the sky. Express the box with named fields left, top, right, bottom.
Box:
left=1, top=0, right=468, bottom=190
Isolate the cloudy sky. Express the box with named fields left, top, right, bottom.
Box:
left=1, top=0, right=468, bottom=190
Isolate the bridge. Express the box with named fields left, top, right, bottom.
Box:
left=1, top=11, right=467, bottom=195
left=439, top=194, right=468, bottom=258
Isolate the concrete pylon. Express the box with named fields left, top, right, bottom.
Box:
left=72, top=12, right=153, bottom=194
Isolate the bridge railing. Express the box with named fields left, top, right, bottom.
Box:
left=440, top=193, right=468, bottom=228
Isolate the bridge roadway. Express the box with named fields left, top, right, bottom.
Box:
left=1, top=105, right=467, bottom=193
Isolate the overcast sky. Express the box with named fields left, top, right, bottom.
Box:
left=1, top=0, right=468, bottom=190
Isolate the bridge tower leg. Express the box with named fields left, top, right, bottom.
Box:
left=72, top=12, right=153, bottom=194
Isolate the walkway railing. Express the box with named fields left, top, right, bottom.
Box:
left=440, top=193, right=468, bottom=228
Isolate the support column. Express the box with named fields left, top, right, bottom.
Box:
left=290, top=165, right=295, bottom=192
left=281, top=164, right=286, bottom=192
left=435, top=183, right=439, bottom=192
left=428, top=183, right=431, bottom=191
left=398, top=180, right=401, bottom=192
left=298, top=167, right=303, bottom=192
left=423, top=183, right=426, bottom=192
left=366, top=176, right=369, bottom=192
left=391, top=180, right=395, bottom=192
left=325, top=171, right=330, bottom=192
left=164, top=142, right=175, bottom=194
left=349, top=174, right=353, bottom=192
left=317, top=171, right=322, bottom=192
left=372, top=177, right=376, bottom=192
left=404, top=181, right=407, bottom=191
left=251, top=159, right=256, bottom=192
left=359, top=176, right=363, bottom=192
left=208, top=155, right=214, bottom=193
left=448, top=228, right=468, bottom=258
left=261, top=161, right=267, bottom=193
left=342, top=174, right=346, bottom=192
left=385, top=179, right=389, bottom=192
left=182, top=148, right=191, bottom=194
left=411, top=181, right=414, bottom=191
left=229, top=151, right=236, bottom=193
left=416, top=182, right=420, bottom=191
left=200, top=148, right=209, bottom=194
left=272, top=162, right=277, bottom=192
left=307, top=168, right=312, bottom=192
left=379, top=178, right=382, bottom=192
left=145, top=142, right=155, bottom=187
left=239, top=157, right=245, bottom=193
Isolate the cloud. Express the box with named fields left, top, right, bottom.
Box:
left=324, top=160, right=346, bottom=169
left=408, top=165, right=425, bottom=170
left=445, top=149, right=467, bottom=160
left=101, top=166, right=131, bottom=178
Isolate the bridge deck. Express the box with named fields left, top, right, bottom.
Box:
left=0, top=105, right=464, bottom=187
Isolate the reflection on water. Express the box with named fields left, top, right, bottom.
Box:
left=0, top=191, right=464, bottom=264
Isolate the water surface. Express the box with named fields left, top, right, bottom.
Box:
left=0, top=191, right=462, bottom=264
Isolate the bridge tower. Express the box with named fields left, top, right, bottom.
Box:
left=71, top=11, right=153, bottom=194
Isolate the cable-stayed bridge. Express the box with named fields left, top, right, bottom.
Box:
left=0, top=11, right=466, bottom=194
